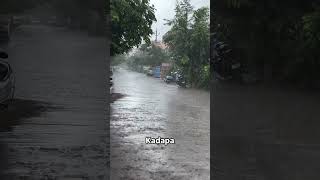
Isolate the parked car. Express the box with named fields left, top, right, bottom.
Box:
left=0, top=51, right=15, bottom=109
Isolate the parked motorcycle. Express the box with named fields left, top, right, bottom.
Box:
left=146, top=69, right=153, bottom=76
left=110, top=69, right=113, bottom=94
left=212, top=37, right=241, bottom=81
left=164, top=75, right=174, bottom=84
left=176, top=73, right=186, bottom=88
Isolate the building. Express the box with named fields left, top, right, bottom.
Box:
left=153, top=41, right=168, bottom=50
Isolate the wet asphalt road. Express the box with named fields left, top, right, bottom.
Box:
left=211, top=84, right=320, bottom=179
left=110, top=68, right=210, bottom=180
left=0, top=25, right=108, bottom=179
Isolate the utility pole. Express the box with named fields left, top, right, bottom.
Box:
left=155, top=28, right=160, bottom=42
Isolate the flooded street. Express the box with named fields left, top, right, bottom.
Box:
left=0, top=25, right=108, bottom=179
left=111, top=68, right=210, bottom=179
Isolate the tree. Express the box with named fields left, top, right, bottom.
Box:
left=111, top=54, right=127, bottom=66
left=111, top=0, right=156, bottom=56
left=144, top=44, right=170, bottom=66
left=163, top=0, right=210, bottom=88
left=212, top=0, right=320, bottom=87
left=126, top=43, right=170, bottom=70
left=190, top=7, right=210, bottom=87
left=163, top=0, right=193, bottom=65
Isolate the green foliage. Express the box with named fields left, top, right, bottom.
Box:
left=111, top=54, right=127, bottom=66
left=127, top=43, right=170, bottom=70
left=163, top=0, right=210, bottom=88
left=111, top=0, right=156, bottom=56
left=199, top=64, right=210, bottom=88
left=146, top=44, right=170, bottom=66
left=163, top=0, right=193, bottom=62
left=213, top=0, right=320, bottom=87
left=303, top=6, right=320, bottom=49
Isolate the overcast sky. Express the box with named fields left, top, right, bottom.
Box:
left=150, top=0, right=210, bottom=41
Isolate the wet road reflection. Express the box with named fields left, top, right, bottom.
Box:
left=0, top=99, right=59, bottom=131
left=111, top=68, right=210, bottom=179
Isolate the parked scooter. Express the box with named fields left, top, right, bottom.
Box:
left=164, top=75, right=175, bottom=84
left=146, top=69, right=153, bottom=76
left=212, top=36, right=241, bottom=81
left=176, top=73, right=186, bottom=88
